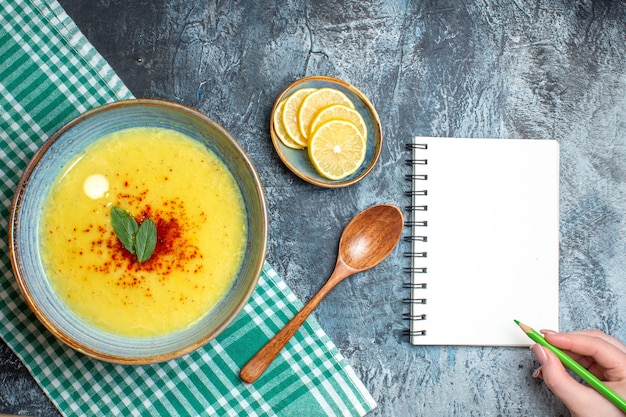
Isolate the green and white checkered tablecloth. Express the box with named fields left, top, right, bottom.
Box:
left=0, top=1, right=376, bottom=415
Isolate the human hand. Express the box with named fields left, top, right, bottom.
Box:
left=531, top=329, right=626, bottom=417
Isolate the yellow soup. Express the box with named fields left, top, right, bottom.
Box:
left=40, top=127, right=247, bottom=337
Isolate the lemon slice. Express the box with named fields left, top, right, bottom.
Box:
left=282, top=88, right=316, bottom=147
left=273, top=100, right=304, bottom=149
left=298, top=88, right=355, bottom=142
left=309, top=104, right=367, bottom=140
left=308, top=120, right=366, bottom=180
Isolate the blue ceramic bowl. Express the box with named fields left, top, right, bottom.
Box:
left=270, top=76, right=383, bottom=188
left=9, top=99, right=267, bottom=364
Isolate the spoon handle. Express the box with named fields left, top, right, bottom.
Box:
left=239, top=267, right=348, bottom=383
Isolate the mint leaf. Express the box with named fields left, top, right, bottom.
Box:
left=111, top=206, right=158, bottom=263
left=111, top=206, right=138, bottom=254
left=135, top=219, right=157, bottom=263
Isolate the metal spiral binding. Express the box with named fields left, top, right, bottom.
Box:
left=404, top=220, right=427, bottom=227
left=403, top=313, right=426, bottom=320
left=403, top=297, right=426, bottom=304
left=403, top=267, right=427, bottom=274
left=404, top=174, right=428, bottom=181
left=404, top=141, right=428, bottom=339
left=402, top=329, right=427, bottom=337
left=404, top=252, right=427, bottom=258
left=405, top=158, right=427, bottom=166
left=404, top=190, right=427, bottom=196
left=403, top=282, right=427, bottom=289
left=405, top=205, right=428, bottom=212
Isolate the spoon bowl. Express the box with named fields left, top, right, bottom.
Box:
left=240, top=204, right=403, bottom=383
left=339, top=204, right=406, bottom=271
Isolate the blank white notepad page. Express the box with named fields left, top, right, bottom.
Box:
left=407, top=137, right=560, bottom=346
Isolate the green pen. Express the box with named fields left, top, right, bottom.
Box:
left=515, top=320, right=626, bottom=413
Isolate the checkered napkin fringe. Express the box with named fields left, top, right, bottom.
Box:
left=0, top=1, right=376, bottom=415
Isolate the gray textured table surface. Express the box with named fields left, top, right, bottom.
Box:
left=1, top=1, right=625, bottom=416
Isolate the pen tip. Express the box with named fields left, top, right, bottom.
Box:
left=514, top=319, right=520, bottom=325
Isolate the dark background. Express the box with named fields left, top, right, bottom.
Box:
left=2, top=1, right=625, bottom=416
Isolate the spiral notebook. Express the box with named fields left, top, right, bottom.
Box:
left=404, top=136, right=560, bottom=346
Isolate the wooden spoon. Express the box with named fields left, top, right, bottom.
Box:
left=240, top=204, right=404, bottom=383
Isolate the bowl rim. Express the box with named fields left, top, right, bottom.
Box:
left=270, top=75, right=383, bottom=188
left=9, top=98, right=268, bottom=364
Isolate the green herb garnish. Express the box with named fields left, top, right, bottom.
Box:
left=111, top=206, right=138, bottom=254
left=111, top=206, right=157, bottom=262
left=135, top=218, right=157, bottom=262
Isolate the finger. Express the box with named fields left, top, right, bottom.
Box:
left=545, top=332, right=626, bottom=380
left=569, top=330, right=626, bottom=355
left=570, top=354, right=594, bottom=371
left=544, top=329, right=626, bottom=355
left=541, top=329, right=626, bottom=353
left=540, top=330, right=606, bottom=369
left=531, top=344, right=605, bottom=413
